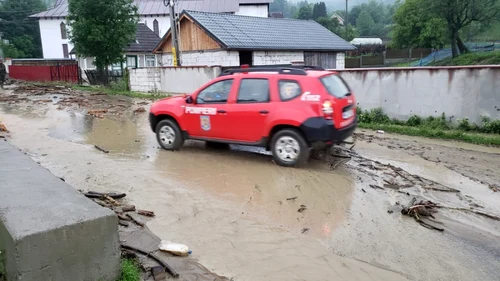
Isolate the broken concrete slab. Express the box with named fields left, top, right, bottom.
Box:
left=0, top=141, right=120, bottom=281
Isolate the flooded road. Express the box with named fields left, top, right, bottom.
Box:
left=1, top=86, right=500, bottom=281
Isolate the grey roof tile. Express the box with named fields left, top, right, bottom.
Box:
left=30, top=0, right=249, bottom=18
left=184, top=11, right=356, bottom=51
left=70, top=23, right=160, bottom=54
left=125, top=23, right=162, bottom=52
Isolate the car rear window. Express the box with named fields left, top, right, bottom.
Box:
left=320, top=74, right=350, bottom=99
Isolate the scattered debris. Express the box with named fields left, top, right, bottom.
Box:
left=301, top=228, right=310, bottom=234
left=377, top=130, right=385, bottom=134
left=401, top=198, right=444, bottom=232
left=121, top=244, right=179, bottom=278
left=87, top=109, right=108, bottom=118
left=361, top=188, right=366, bottom=193
left=490, top=184, right=499, bottom=192
left=298, top=205, right=307, bottom=213
left=286, top=196, right=298, bottom=201
left=127, top=213, right=145, bottom=227
left=254, top=184, right=261, bottom=192
left=369, top=184, right=384, bottom=190
left=122, top=205, right=136, bottom=212
left=0, top=123, right=8, bottom=132
left=151, top=266, right=167, bottom=281
left=134, top=107, right=146, bottom=113
left=84, top=191, right=127, bottom=199
left=137, top=210, right=155, bottom=217
left=159, top=240, right=191, bottom=257
left=94, top=145, right=109, bottom=153
left=387, top=210, right=394, bottom=214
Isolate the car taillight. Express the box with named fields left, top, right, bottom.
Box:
left=322, top=100, right=334, bottom=115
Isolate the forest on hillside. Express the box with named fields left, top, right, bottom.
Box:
left=271, top=0, right=500, bottom=57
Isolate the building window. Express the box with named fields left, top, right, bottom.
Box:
left=126, top=55, right=137, bottom=68
left=60, top=22, right=67, bottom=39
left=145, top=55, right=156, bottom=67
left=153, top=19, right=159, bottom=36
left=62, top=44, right=69, bottom=58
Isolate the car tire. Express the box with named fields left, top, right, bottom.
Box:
left=156, top=119, right=184, bottom=151
left=270, top=129, right=309, bottom=167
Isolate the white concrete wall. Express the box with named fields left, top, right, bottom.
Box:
left=336, top=52, right=345, bottom=70
left=129, top=68, right=161, bottom=92
left=339, top=66, right=500, bottom=123
left=236, top=5, right=269, bottom=17
left=161, top=50, right=240, bottom=66
left=140, top=16, right=170, bottom=38
left=253, top=51, right=304, bottom=65
left=39, top=19, right=73, bottom=59
left=129, top=66, right=222, bottom=94
left=160, top=66, right=222, bottom=94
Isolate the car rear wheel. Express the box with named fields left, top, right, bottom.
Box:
left=270, top=129, right=309, bottom=167
left=156, top=119, right=184, bottom=150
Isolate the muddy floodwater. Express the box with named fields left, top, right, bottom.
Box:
left=1, top=86, right=500, bottom=281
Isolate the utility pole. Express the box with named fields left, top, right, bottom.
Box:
left=345, top=0, right=348, bottom=40
left=165, top=0, right=181, bottom=66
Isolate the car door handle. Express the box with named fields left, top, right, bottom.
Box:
left=259, top=110, right=269, bottom=114
left=218, top=110, right=226, bottom=113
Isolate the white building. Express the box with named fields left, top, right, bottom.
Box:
left=30, top=0, right=271, bottom=60
left=154, top=11, right=355, bottom=69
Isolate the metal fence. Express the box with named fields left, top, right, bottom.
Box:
left=345, top=48, right=433, bottom=68
left=84, top=69, right=123, bottom=85
left=410, top=42, right=500, bottom=66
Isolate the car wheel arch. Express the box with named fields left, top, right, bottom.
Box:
left=153, top=114, right=182, bottom=133
left=267, top=124, right=310, bottom=150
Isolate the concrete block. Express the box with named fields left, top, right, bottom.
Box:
left=0, top=141, right=121, bottom=281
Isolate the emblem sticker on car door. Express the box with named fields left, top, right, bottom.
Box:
left=200, top=116, right=211, bottom=131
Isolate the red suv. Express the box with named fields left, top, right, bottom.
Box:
left=149, top=66, right=357, bottom=167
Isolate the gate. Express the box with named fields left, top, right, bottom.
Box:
left=50, top=63, right=80, bottom=83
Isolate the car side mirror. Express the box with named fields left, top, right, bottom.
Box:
left=186, top=96, right=193, bottom=104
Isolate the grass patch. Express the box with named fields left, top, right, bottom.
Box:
left=430, top=51, right=500, bottom=66
left=117, top=259, right=141, bottom=281
left=357, top=107, right=500, bottom=146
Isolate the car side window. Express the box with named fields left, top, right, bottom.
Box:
left=237, top=79, right=270, bottom=103
left=279, top=80, right=302, bottom=101
left=197, top=79, right=234, bottom=104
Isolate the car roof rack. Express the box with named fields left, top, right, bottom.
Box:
left=219, top=65, right=325, bottom=77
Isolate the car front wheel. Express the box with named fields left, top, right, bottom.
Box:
left=156, top=119, right=184, bottom=150
left=270, top=129, right=309, bottom=167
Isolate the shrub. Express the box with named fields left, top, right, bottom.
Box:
left=109, top=78, right=128, bottom=92
left=406, top=115, right=422, bottom=127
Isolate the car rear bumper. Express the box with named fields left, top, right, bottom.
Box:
left=299, top=117, right=357, bottom=145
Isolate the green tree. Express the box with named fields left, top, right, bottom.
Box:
left=0, top=0, right=46, bottom=58
left=312, top=2, right=327, bottom=20
left=356, top=9, right=375, bottom=36
left=68, top=0, right=138, bottom=70
left=296, top=4, right=313, bottom=20
left=423, top=0, right=500, bottom=57
left=392, top=0, right=447, bottom=49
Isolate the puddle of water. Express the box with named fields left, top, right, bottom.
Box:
left=0, top=106, right=413, bottom=281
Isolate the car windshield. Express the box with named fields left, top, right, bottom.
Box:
left=320, top=74, right=350, bottom=99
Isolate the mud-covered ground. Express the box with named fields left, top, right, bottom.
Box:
left=1, top=84, right=499, bottom=281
